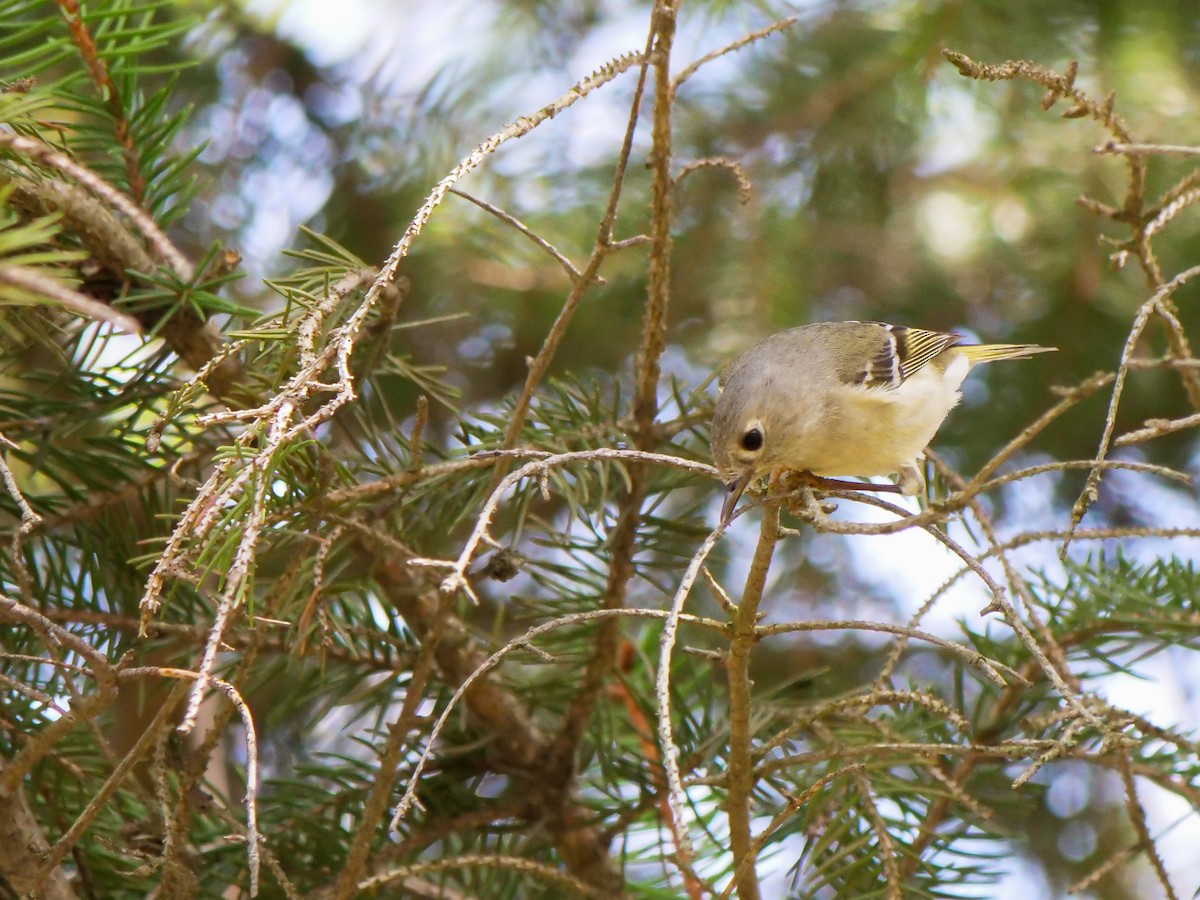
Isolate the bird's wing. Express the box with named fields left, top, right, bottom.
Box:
left=856, top=324, right=962, bottom=389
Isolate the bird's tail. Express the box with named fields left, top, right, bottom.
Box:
left=959, top=342, right=1056, bottom=364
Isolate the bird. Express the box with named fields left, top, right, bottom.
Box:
left=710, top=321, right=1055, bottom=525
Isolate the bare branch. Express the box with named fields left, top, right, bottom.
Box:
left=723, top=499, right=779, bottom=900
left=1096, top=140, right=1200, bottom=157
left=0, top=264, right=142, bottom=333
left=673, top=17, right=798, bottom=90
left=1, top=133, right=191, bottom=278
left=449, top=188, right=598, bottom=285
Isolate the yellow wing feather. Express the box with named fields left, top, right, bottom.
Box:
left=957, top=343, right=1057, bottom=364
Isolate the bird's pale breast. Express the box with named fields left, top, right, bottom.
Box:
left=779, top=353, right=968, bottom=476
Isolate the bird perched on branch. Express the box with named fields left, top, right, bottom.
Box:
left=711, top=321, right=1055, bottom=525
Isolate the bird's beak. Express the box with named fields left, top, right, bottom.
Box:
left=720, top=471, right=754, bottom=527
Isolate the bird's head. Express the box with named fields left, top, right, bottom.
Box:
left=711, top=370, right=818, bottom=525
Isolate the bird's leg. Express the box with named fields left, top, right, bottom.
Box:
left=777, top=469, right=829, bottom=521
left=768, top=469, right=797, bottom=502
left=803, top=472, right=904, bottom=494
left=895, top=463, right=926, bottom=496
left=778, top=469, right=910, bottom=521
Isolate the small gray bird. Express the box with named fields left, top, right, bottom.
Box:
left=711, top=321, right=1055, bottom=525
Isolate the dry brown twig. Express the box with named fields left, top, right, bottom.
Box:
left=448, top=188, right=599, bottom=285
left=722, top=499, right=780, bottom=900
left=1096, top=140, right=1200, bottom=158
left=655, top=523, right=727, bottom=881
left=0, top=133, right=191, bottom=278
left=1116, top=750, right=1180, bottom=900
left=1065, top=265, right=1200, bottom=546
left=947, top=50, right=1200, bottom=530
left=0, top=264, right=142, bottom=334
left=53, top=0, right=146, bottom=202
left=673, top=157, right=754, bottom=205
left=119, top=666, right=263, bottom=895
left=358, top=852, right=602, bottom=897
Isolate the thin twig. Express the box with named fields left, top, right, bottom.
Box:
left=358, top=853, right=600, bottom=897
left=1096, top=140, right=1200, bottom=157
left=391, top=604, right=723, bottom=831
left=673, top=157, right=753, bottom=204
left=533, top=19, right=686, bottom=851
left=0, top=593, right=118, bottom=793
left=1067, top=265, right=1200, bottom=547
left=979, top=458, right=1191, bottom=489
left=761, top=689, right=974, bottom=759
left=851, top=768, right=902, bottom=899
left=655, top=526, right=726, bottom=884
left=490, top=46, right=653, bottom=476
left=724, top=499, right=779, bottom=900
left=448, top=188, right=597, bottom=284
left=428, top=448, right=716, bottom=599
left=757, top=619, right=1022, bottom=687
left=632, top=0, right=678, bottom=435
left=332, top=585, right=457, bottom=899
left=0, top=132, right=191, bottom=278
left=0, top=264, right=142, bottom=334
left=0, top=431, right=41, bottom=532
left=53, top=0, right=146, bottom=202
left=123, top=667, right=262, bottom=897
left=672, top=17, right=798, bottom=90
left=178, top=403, right=284, bottom=734
left=1116, top=752, right=1179, bottom=900
left=718, top=765, right=865, bottom=900
left=1114, top=410, right=1200, bottom=446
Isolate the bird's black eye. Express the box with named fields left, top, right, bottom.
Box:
left=740, top=427, right=763, bottom=452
